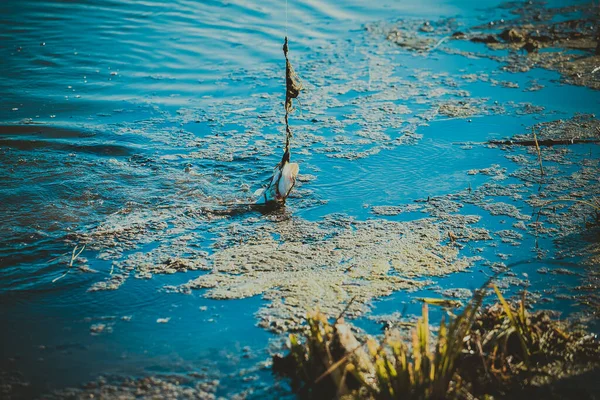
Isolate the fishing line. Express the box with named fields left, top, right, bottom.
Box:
left=285, top=0, right=288, bottom=37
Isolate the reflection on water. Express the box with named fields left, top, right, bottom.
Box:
left=1, top=0, right=598, bottom=397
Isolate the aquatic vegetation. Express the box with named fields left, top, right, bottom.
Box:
left=283, top=37, right=304, bottom=115
left=379, top=18, right=461, bottom=52
left=437, top=100, right=484, bottom=118
left=496, top=114, right=600, bottom=145
left=45, top=375, right=220, bottom=400
left=461, top=290, right=600, bottom=396
left=179, top=215, right=488, bottom=333
left=3, top=0, right=600, bottom=398
left=274, top=289, right=600, bottom=399
left=460, top=3, right=600, bottom=90
left=377, top=3, right=600, bottom=90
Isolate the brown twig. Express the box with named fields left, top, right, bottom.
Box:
left=532, top=128, right=544, bottom=177
left=314, top=344, right=362, bottom=384
left=488, top=138, right=600, bottom=146
left=335, top=295, right=358, bottom=325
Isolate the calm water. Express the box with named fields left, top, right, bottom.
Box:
left=1, top=0, right=599, bottom=398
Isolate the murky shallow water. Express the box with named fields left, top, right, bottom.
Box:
left=1, top=0, right=599, bottom=398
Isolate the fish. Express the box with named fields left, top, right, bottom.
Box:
left=254, top=37, right=302, bottom=206
left=255, top=151, right=299, bottom=204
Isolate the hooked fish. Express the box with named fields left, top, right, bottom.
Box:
left=255, top=151, right=299, bottom=204
left=255, top=36, right=302, bottom=206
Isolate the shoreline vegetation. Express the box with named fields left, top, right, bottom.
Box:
left=273, top=285, right=600, bottom=399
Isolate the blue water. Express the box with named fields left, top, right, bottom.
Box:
left=1, top=0, right=599, bottom=398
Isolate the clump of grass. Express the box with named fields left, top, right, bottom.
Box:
left=273, top=287, right=600, bottom=399
left=461, top=286, right=600, bottom=397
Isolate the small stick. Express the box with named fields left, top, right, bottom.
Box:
left=335, top=296, right=358, bottom=325
left=533, top=127, right=544, bottom=177
left=52, top=245, right=86, bottom=283
left=429, top=36, right=450, bottom=52
left=314, top=344, right=362, bottom=384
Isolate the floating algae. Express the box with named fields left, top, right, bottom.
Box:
left=364, top=112, right=599, bottom=319
left=118, top=242, right=209, bottom=279
left=180, top=215, right=488, bottom=333
left=88, top=273, right=127, bottom=292
left=460, top=3, right=600, bottom=90
left=375, top=3, right=600, bottom=90
left=439, top=287, right=474, bottom=299
left=478, top=117, right=599, bottom=312
left=78, top=112, right=595, bottom=335
left=467, top=164, right=507, bottom=180
left=54, top=1, right=599, bottom=361
left=437, top=100, right=485, bottom=118
left=371, top=204, right=422, bottom=216
left=379, top=17, right=461, bottom=52
left=45, top=376, right=220, bottom=400
left=517, top=114, right=599, bottom=143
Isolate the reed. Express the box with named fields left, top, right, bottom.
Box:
left=274, top=286, right=600, bottom=399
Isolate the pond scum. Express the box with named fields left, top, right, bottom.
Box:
left=23, top=2, right=598, bottom=398
left=273, top=285, right=600, bottom=399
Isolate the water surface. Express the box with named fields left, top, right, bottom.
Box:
left=1, top=0, right=598, bottom=397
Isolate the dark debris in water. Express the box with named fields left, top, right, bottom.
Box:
left=378, top=2, right=600, bottom=90
left=463, top=3, right=600, bottom=90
